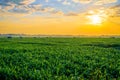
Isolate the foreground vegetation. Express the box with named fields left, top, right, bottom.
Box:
left=0, top=37, right=120, bottom=80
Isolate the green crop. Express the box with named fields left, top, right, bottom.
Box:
left=0, top=37, right=120, bottom=80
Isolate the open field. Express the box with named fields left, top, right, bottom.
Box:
left=0, top=37, right=120, bottom=80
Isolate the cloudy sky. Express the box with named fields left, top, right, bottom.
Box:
left=0, top=0, right=120, bottom=35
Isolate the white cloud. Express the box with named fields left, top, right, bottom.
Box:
left=0, top=3, right=61, bottom=17
left=65, top=12, right=78, bottom=16
left=19, top=0, right=36, bottom=5
left=110, top=5, right=120, bottom=17
left=0, top=0, right=36, bottom=5
left=50, top=10, right=64, bottom=16
left=0, top=5, right=2, bottom=9
left=62, top=0, right=70, bottom=5
left=2, top=3, right=16, bottom=11
left=40, top=7, right=55, bottom=12
left=94, top=0, right=117, bottom=5
left=45, top=0, right=49, bottom=2
left=72, top=0, right=92, bottom=4
left=57, top=0, right=62, bottom=2
left=57, top=0, right=71, bottom=5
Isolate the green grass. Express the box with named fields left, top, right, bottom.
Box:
left=0, top=37, right=120, bottom=80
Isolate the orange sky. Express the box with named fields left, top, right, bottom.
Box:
left=0, top=0, right=120, bottom=35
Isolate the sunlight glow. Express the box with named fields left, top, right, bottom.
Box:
left=89, top=15, right=102, bottom=25
left=87, top=9, right=108, bottom=25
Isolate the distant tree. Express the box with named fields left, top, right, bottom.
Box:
left=7, top=36, right=12, bottom=39
left=33, top=37, right=37, bottom=38
left=110, top=37, right=115, bottom=38
left=19, top=36, right=23, bottom=39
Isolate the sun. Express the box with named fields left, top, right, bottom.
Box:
left=86, top=9, right=108, bottom=25
left=91, top=15, right=102, bottom=24
left=88, top=15, right=102, bottom=25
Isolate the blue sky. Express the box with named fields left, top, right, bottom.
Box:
left=0, top=0, right=119, bottom=17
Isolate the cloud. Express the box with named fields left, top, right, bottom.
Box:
left=0, top=2, right=63, bottom=17
left=10, top=5, right=31, bottom=14
left=84, top=4, right=120, bottom=23
left=62, top=0, right=70, bottom=5
left=72, top=0, right=92, bottom=4
left=57, top=0, right=71, bottom=5
left=45, top=0, right=49, bottom=2
left=0, top=0, right=64, bottom=17
left=0, top=0, right=36, bottom=5
left=0, top=0, right=58, bottom=16
left=0, top=0, right=36, bottom=13
left=0, top=0, right=119, bottom=18
left=10, top=5, right=56, bottom=14
left=19, top=0, right=36, bottom=5
left=94, top=0, right=117, bottom=5
left=1, top=3, right=16, bottom=11
left=0, top=5, right=1, bottom=9
left=72, top=0, right=117, bottom=4
left=65, top=12, right=78, bottom=16
left=50, top=10, right=64, bottom=16
left=110, top=4, right=120, bottom=17
left=57, top=0, right=61, bottom=1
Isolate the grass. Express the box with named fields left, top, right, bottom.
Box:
left=0, top=37, right=120, bottom=80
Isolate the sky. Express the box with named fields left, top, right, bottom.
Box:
left=0, top=0, right=120, bottom=35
